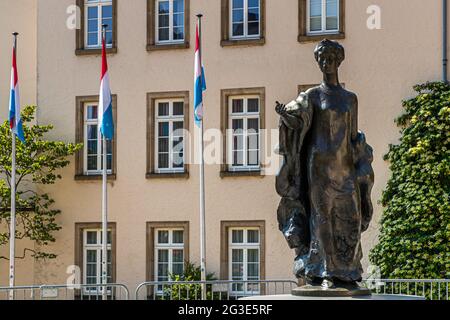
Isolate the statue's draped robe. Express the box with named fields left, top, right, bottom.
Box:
left=276, top=90, right=374, bottom=283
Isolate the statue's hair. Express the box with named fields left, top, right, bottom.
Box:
left=314, top=39, right=345, bottom=64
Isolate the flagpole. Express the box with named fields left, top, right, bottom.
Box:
left=196, top=14, right=207, bottom=300
left=101, top=24, right=108, bottom=301
left=9, top=32, right=19, bottom=301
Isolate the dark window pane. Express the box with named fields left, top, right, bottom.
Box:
left=158, top=103, right=169, bottom=116
left=87, top=105, right=98, bottom=119
left=87, top=125, right=98, bottom=139
left=86, top=231, right=97, bottom=244
left=232, top=23, right=244, bottom=37
left=232, top=0, right=244, bottom=9
left=249, top=0, right=259, bottom=7
left=173, top=27, right=184, bottom=40
left=173, top=13, right=184, bottom=27
left=173, top=102, right=184, bottom=116
left=88, top=6, right=98, bottom=19
left=232, top=9, right=244, bottom=23
left=232, top=99, right=244, bottom=113
left=158, top=1, right=169, bottom=14
left=88, top=19, right=98, bottom=33
left=158, top=138, right=169, bottom=153
left=158, top=14, right=169, bottom=28
left=173, top=231, right=184, bottom=243
left=248, top=8, right=259, bottom=22
left=232, top=119, right=244, bottom=131
left=173, top=250, right=184, bottom=263
left=88, top=32, right=98, bottom=46
left=88, top=156, right=97, bottom=170
left=233, top=135, right=244, bottom=150
left=87, top=141, right=97, bottom=155
left=159, top=122, right=169, bottom=137
left=102, top=5, right=113, bottom=18
left=248, top=22, right=259, bottom=35
left=173, top=121, right=184, bottom=132
left=247, top=99, right=259, bottom=112
left=158, top=153, right=169, bottom=168
left=105, top=31, right=113, bottom=45
left=173, top=0, right=184, bottom=13
left=247, top=118, right=259, bottom=132
left=158, top=231, right=169, bottom=244
left=158, top=28, right=169, bottom=41
left=107, top=154, right=112, bottom=170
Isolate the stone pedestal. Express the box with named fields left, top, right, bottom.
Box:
left=292, top=284, right=372, bottom=297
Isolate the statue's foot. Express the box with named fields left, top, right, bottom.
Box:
left=321, top=278, right=334, bottom=289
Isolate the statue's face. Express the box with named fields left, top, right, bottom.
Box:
left=317, top=49, right=339, bottom=74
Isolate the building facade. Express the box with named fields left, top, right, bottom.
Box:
left=0, top=0, right=447, bottom=294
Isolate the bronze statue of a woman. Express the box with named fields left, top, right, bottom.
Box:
left=275, top=39, right=374, bottom=296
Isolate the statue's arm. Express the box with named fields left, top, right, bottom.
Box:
left=276, top=92, right=313, bottom=130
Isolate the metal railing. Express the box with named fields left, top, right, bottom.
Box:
left=363, top=279, right=450, bottom=300
left=0, top=283, right=129, bottom=300
left=135, top=279, right=298, bottom=300
left=2, top=279, right=448, bottom=300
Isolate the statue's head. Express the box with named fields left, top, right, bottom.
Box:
left=314, top=39, right=345, bottom=75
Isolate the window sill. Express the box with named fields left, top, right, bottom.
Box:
left=147, top=42, right=190, bottom=51
left=146, top=172, right=189, bottom=179
left=220, top=37, right=265, bottom=48
left=298, top=32, right=345, bottom=43
left=75, top=47, right=118, bottom=56
left=220, top=170, right=263, bottom=178
left=75, top=174, right=117, bottom=181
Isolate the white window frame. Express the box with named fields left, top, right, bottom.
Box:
left=227, top=95, right=261, bottom=171
left=82, top=229, right=112, bottom=295
left=155, top=99, right=185, bottom=173
left=155, top=0, right=185, bottom=44
left=154, top=228, right=185, bottom=294
left=228, top=228, right=261, bottom=296
left=85, top=0, right=113, bottom=49
left=83, top=102, right=113, bottom=175
left=229, top=0, right=261, bottom=40
left=306, top=0, right=339, bottom=35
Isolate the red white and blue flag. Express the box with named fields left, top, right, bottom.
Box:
left=194, top=21, right=206, bottom=127
left=98, top=35, right=114, bottom=140
left=9, top=38, right=25, bottom=142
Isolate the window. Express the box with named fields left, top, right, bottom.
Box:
left=147, top=0, right=190, bottom=50
left=76, top=0, right=117, bottom=54
left=83, top=229, right=113, bottom=294
left=220, top=221, right=265, bottom=297
left=85, top=0, right=113, bottom=48
left=84, top=103, right=113, bottom=175
left=229, top=228, right=260, bottom=295
left=230, top=0, right=260, bottom=39
left=155, top=229, right=185, bottom=292
left=155, top=100, right=185, bottom=173
left=298, top=0, right=345, bottom=43
left=147, top=92, right=190, bottom=178
left=75, top=223, right=116, bottom=298
left=307, top=0, right=338, bottom=34
left=156, top=0, right=185, bottom=44
left=221, top=0, right=265, bottom=46
left=75, top=95, right=117, bottom=180
left=221, top=88, right=265, bottom=177
left=146, top=222, right=189, bottom=294
left=228, top=97, right=260, bottom=171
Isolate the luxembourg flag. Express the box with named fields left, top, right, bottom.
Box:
left=9, top=38, right=25, bottom=142
left=98, top=35, right=114, bottom=140
left=194, top=21, right=206, bottom=127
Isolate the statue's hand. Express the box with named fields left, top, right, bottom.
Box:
left=275, top=101, right=287, bottom=115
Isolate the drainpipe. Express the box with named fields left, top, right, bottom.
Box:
left=444, top=0, right=448, bottom=82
